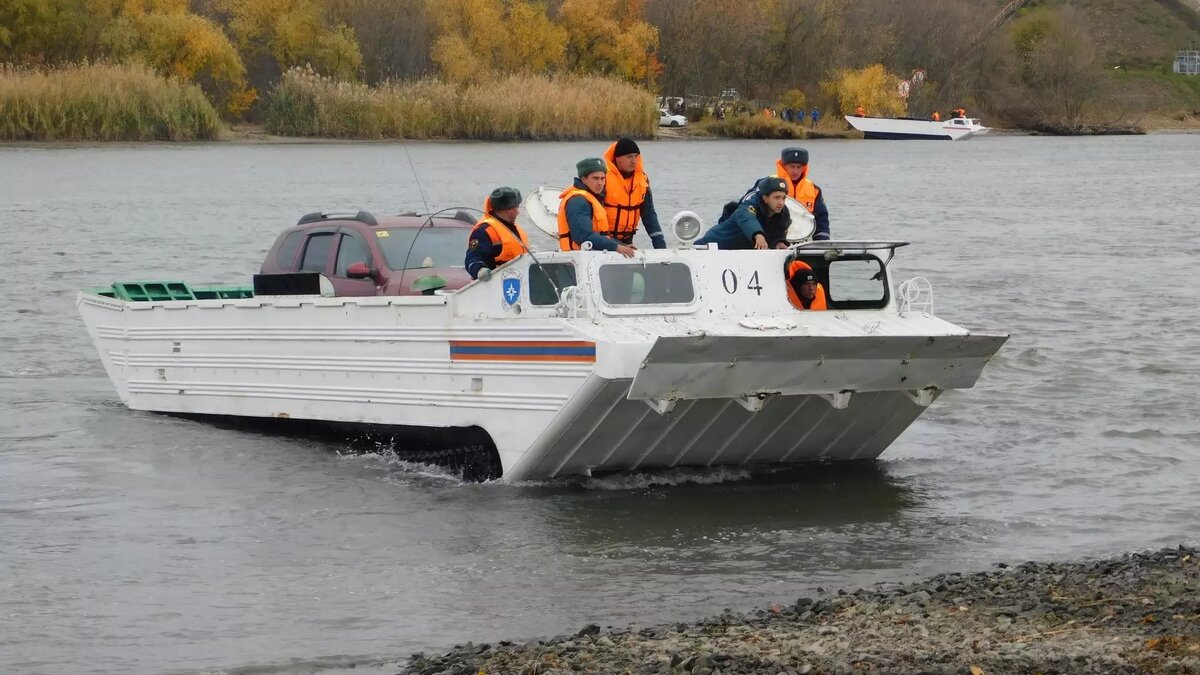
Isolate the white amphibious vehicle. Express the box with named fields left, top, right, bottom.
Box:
left=78, top=202, right=1007, bottom=481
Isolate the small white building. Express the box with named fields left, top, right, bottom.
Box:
left=1175, top=50, right=1200, bottom=75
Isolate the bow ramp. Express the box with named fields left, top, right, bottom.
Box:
left=505, top=332, right=1005, bottom=480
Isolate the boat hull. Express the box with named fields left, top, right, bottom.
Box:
left=845, top=115, right=987, bottom=141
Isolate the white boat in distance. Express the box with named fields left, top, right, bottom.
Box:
left=77, top=199, right=1007, bottom=482
left=845, top=115, right=990, bottom=140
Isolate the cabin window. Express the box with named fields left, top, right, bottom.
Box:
left=275, top=231, right=304, bottom=269
left=300, top=232, right=335, bottom=272
left=826, top=257, right=888, bottom=308
left=599, top=263, right=695, bottom=305
left=530, top=263, right=577, bottom=305
left=377, top=227, right=463, bottom=270
left=334, top=233, right=371, bottom=276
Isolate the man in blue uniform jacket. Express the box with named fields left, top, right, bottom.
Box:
left=695, top=176, right=793, bottom=250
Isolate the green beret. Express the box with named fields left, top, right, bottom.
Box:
left=576, top=157, right=607, bottom=178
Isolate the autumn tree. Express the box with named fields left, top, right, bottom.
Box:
left=101, top=0, right=252, bottom=113
left=427, top=0, right=564, bottom=84
left=216, top=0, right=364, bottom=86
left=979, top=7, right=1113, bottom=133
left=826, top=63, right=906, bottom=117
left=0, top=0, right=119, bottom=63
left=326, top=0, right=435, bottom=83
left=558, top=0, right=660, bottom=85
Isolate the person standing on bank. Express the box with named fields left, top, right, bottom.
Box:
left=557, top=157, right=637, bottom=257
left=774, top=146, right=831, bottom=241
left=603, top=138, right=667, bottom=250
left=695, top=176, right=792, bottom=250
left=465, top=186, right=529, bottom=281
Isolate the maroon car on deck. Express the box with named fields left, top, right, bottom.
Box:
left=260, top=210, right=475, bottom=296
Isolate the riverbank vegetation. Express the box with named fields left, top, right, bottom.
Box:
left=0, top=63, right=220, bottom=141
left=265, top=68, right=656, bottom=140
left=1, top=0, right=1197, bottom=141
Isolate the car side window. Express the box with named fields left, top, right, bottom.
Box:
left=275, top=231, right=304, bottom=269
left=300, top=232, right=335, bottom=272
left=334, top=233, right=371, bottom=276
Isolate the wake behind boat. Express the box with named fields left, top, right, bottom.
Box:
left=846, top=115, right=990, bottom=140
left=77, top=198, right=1007, bottom=481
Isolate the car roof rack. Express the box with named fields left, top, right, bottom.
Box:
left=296, top=210, right=378, bottom=227
left=393, top=210, right=477, bottom=225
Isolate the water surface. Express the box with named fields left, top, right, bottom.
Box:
left=2, top=135, right=1198, bottom=674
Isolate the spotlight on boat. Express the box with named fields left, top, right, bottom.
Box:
left=671, top=211, right=703, bottom=243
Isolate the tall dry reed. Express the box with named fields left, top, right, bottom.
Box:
left=265, top=67, right=657, bottom=140
left=0, top=63, right=221, bottom=142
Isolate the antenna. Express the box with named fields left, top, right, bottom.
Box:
left=396, top=149, right=564, bottom=303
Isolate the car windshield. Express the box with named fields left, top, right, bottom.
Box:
left=376, top=226, right=465, bottom=270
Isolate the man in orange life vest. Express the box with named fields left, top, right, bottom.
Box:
left=464, top=186, right=530, bottom=281
left=557, top=157, right=637, bottom=258
left=786, top=260, right=827, bottom=311
left=773, top=146, right=830, bottom=240
left=602, top=138, right=667, bottom=250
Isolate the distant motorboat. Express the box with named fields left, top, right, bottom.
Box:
left=845, top=115, right=990, bottom=140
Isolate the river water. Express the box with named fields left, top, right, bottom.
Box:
left=1, top=135, right=1198, bottom=674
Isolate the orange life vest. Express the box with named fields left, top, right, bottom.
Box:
left=557, top=186, right=611, bottom=251
left=786, top=261, right=828, bottom=311
left=855, top=106, right=866, bottom=116
left=472, top=196, right=529, bottom=266
left=932, top=112, right=941, bottom=122
left=775, top=160, right=821, bottom=213
left=602, top=142, right=650, bottom=243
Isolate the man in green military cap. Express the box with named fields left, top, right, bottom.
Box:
left=556, top=157, right=637, bottom=257
left=465, top=186, right=530, bottom=281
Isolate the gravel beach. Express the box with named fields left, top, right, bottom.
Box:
left=405, top=546, right=1199, bottom=674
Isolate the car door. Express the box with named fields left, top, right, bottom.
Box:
left=330, top=230, right=379, bottom=296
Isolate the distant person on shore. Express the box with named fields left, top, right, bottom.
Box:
left=557, top=157, right=636, bottom=257
left=932, top=111, right=941, bottom=122
left=854, top=105, right=866, bottom=117
left=771, top=147, right=830, bottom=241
left=786, top=260, right=827, bottom=311
left=696, top=176, right=792, bottom=250
left=810, top=107, right=820, bottom=128
left=602, top=138, right=667, bottom=251
left=465, top=186, right=529, bottom=280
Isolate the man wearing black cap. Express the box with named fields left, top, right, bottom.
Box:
left=556, top=157, right=637, bottom=257
left=773, top=146, right=830, bottom=240
left=695, top=176, right=793, bottom=250
left=465, top=186, right=530, bottom=280
left=602, top=138, right=667, bottom=250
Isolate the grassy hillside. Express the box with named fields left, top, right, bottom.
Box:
left=1010, top=0, right=1200, bottom=120
left=1027, top=0, right=1200, bottom=68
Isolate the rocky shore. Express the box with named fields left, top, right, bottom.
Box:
left=405, top=546, right=1198, bottom=674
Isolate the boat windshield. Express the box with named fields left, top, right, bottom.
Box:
left=377, top=227, right=464, bottom=270
left=599, top=263, right=695, bottom=305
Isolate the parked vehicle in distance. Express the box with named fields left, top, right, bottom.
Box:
left=658, top=109, right=687, bottom=127
left=259, top=210, right=474, bottom=296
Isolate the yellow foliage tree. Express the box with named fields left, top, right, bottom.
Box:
left=557, top=0, right=660, bottom=85
left=99, top=0, right=253, bottom=114
left=779, top=88, right=806, bottom=111
left=219, top=0, right=364, bottom=81
left=428, top=0, right=565, bottom=84
left=825, top=64, right=906, bottom=117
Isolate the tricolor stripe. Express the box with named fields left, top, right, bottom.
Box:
left=449, top=340, right=596, bottom=363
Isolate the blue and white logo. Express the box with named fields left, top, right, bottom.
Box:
left=502, top=277, right=521, bottom=306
